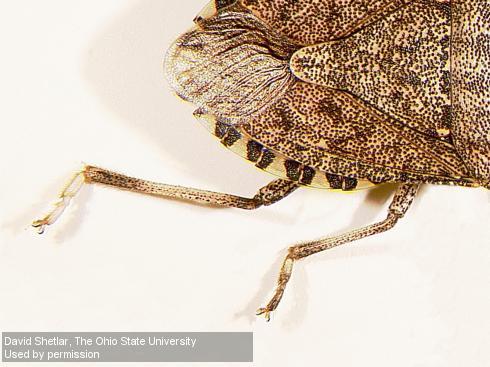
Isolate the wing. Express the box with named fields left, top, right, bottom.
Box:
left=291, top=1, right=452, bottom=142
left=242, top=81, right=474, bottom=185
left=165, top=7, right=296, bottom=121
left=240, top=0, right=411, bottom=45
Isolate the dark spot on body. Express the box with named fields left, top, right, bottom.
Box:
left=342, top=177, right=358, bottom=191
left=222, top=128, right=241, bottom=147
left=256, top=150, right=275, bottom=169
left=285, top=160, right=301, bottom=181
left=300, top=166, right=316, bottom=185
left=215, top=120, right=230, bottom=139
left=326, top=173, right=343, bottom=189
left=247, top=140, right=263, bottom=162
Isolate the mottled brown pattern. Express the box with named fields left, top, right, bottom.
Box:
left=452, top=1, right=490, bottom=187
left=34, top=0, right=490, bottom=320
left=245, top=82, right=474, bottom=185
left=165, top=0, right=489, bottom=192
left=241, top=0, right=411, bottom=45
left=196, top=110, right=378, bottom=190
left=291, top=1, right=452, bottom=137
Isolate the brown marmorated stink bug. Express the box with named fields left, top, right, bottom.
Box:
left=34, top=0, right=489, bottom=321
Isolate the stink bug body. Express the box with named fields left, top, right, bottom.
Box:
left=34, top=0, right=489, bottom=320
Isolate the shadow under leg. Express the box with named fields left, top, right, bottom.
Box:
left=33, top=164, right=299, bottom=233
left=256, top=183, right=420, bottom=321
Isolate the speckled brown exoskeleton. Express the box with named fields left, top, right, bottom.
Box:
left=34, top=0, right=489, bottom=321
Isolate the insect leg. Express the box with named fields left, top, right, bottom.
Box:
left=256, top=183, right=420, bottom=321
left=32, top=165, right=299, bottom=234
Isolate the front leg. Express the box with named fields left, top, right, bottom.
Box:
left=257, top=183, right=420, bottom=321
left=32, top=164, right=299, bottom=234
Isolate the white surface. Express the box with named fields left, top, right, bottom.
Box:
left=1, top=1, right=489, bottom=366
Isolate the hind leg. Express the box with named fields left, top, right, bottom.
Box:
left=257, top=183, right=420, bottom=321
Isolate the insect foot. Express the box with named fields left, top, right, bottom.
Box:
left=32, top=167, right=87, bottom=234
left=256, top=255, right=294, bottom=322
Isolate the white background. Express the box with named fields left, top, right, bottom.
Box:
left=1, top=1, right=489, bottom=366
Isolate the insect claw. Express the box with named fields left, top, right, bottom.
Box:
left=256, top=307, right=272, bottom=322
left=31, top=220, right=47, bottom=234
left=31, top=198, right=68, bottom=234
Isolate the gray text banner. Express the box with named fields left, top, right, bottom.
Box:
left=2, top=332, right=253, bottom=362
